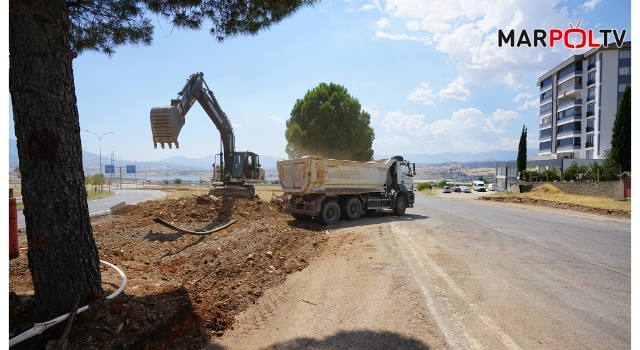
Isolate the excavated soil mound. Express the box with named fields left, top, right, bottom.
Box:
left=479, top=195, right=631, bottom=218
left=9, top=195, right=330, bottom=349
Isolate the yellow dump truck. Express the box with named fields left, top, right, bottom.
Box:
left=277, top=155, right=416, bottom=225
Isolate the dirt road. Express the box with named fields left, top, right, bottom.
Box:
left=211, top=192, right=630, bottom=349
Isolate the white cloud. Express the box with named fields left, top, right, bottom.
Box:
left=270, top=117, right=286, bottom=125
left=232, top=123, right=242, bottom=129
left=517, top=99, right=538, bottom=110
left=581, top=0, right=602, bottom=12
left=512, top=92, right=532, bottom=102
left=375, top=30, right=421, bottom=41
left=362, top=106, right=380, bottom=123
left=360, top=4, right=376, bottom=10
left=438, top=78, right=471, bottom=101
left=407, top=83, right=437, bottom=106
left=374, top=0, right=579, bottom=87
left=373, top=135, right=411, bottom=155
left=376, top=17, right=390, bottom=29
left=380, top=108, right=521, bottom=152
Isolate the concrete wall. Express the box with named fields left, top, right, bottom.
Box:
left=518, top=181, right=624, bottom=199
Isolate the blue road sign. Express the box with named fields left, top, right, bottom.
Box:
left=105, top=165, right=114, bottom=174
left=127, top=165, right=136, bottom=174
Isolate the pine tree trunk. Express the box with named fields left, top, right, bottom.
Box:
left=9, top=0, right=103, bottom=318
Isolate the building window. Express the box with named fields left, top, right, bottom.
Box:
left=586, top=118, right=594, bottom=132
left=586, top=134, right=594, bottom=147
left=540, top=102, right=552, bottom=115
left=540, top=76, right=553, bottom=89
left=540, top=90, right=552, bottom=102
left=556, top=137, right=580, bottom=148
left=587, top=87, right=595, bottom=101
left=619, top=50, right=631, bottom=59
left=587, top=71, right=596, bottom=85
left=507, top=167, right=517, bottom=177
left=619, top=67, right=630, bottom=75
left=619, top=83, right=629, bottom=93
left=540, top=128, right=552, bottom=138
left=588, top=55, right=596, bottom=65
left=586, top=150, right=593, bottom=159
left=539, top=141, right=552, bottom=151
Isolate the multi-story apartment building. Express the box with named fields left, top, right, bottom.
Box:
left=537, top=41, right=630, bottom=160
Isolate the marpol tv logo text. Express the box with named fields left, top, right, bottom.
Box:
left=498, top=22, right=627, bottom=49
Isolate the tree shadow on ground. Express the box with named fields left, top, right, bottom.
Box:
left=202, top=329, right=431, bottom=349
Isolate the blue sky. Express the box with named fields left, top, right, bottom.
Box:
left=6, top=0, right=634, bottom=162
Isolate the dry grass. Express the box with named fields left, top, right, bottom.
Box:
left=487, top=184, right=631, bottom=211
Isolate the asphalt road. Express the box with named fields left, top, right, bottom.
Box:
left=216, top=191, right=630, bottom=349
left=391, top=193, right=631, bottom=349
left=17, top=189, right=165, bottom=228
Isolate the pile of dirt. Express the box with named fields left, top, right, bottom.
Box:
left=479, top=195, right=631, bottom=217
left=9, top=194, right=331, bottom=349
left=531, top=183, right=562, bottom=194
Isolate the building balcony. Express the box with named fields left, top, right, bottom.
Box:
left=556, top=129, right=581, bottom=137
left=557, top=85, right=582, bottom=98
left=586, top=126, right=594, bottom=132
left=539, top=145, right=552, bottom=151
left=587, top=95, right=595, bottom=102
left=558, top=69, right=583, bottom=84
left=585, top=142, right=594, bottom=148
left=540, top=120, right=552, bottom=128
left=557, top=98, right=582, bottom=111
left=540, top=109, right=552, bottom=117
left=557, top=113, right=582, bottom=123
left=587, top=62, right=596, bottom=70
left=540, top=95, right=552, bottom=104
left=586, top=110, right=594, bottom=117
left=539, top=135, right=552, bottom=142
left=556, top=144, right=581, bottom=151
left=587, top=79, right=596, bottom=86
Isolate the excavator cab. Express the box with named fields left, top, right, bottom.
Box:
left=230, top=152, right=263, bottom=182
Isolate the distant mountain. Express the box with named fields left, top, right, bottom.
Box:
left=375, top=149, right=538, bottom=165
left=9, top=138, right=283, bottom=171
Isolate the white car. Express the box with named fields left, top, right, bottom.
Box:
left=486, top=183, right=498, bottom=191
left=442, top=186, right=451, bottom=193
left=461, top=186, right=471, bottom=193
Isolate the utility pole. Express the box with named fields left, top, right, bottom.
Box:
left=110, top=151, right=115, bottom=184
left=85, top=130, right=114, bottom=174
left=117, top=166, right=123, bottom=189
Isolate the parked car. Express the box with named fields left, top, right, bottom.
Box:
left=442, top=186, right=451, bottom=193
left=452, top=186, right=461, bottom=192
left=472, top=180, right=486, bottom=192
left=461, top=186, right=471, bottom=193
left=487, top=183, right=498, bottom=191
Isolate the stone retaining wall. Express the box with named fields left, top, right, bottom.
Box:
left=516, top=181, right=624, bottom=199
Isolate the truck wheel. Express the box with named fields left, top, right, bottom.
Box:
left=393, top=196, right=406, bottom=216
left=342, top=197, right=362, bottom=220
left=316, top=200, right=341, bottom=225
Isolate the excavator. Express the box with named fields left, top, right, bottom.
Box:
left=150, top=72, right=264, bottom=197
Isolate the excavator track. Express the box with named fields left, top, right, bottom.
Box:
left=150, top=106, right=185, bottom=149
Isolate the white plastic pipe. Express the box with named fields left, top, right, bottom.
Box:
left=9, top=260, right=127, bottom=347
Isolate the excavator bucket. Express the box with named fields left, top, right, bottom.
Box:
left=150, top=106, right=185, bottom=149
left=209, top=185, right=256, bottom=198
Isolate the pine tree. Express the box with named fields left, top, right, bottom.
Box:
left=10, top=0, right=317, bottom=318
left=609, top=84, right=631, bottom=172
left=517, top=125, right=527, bottom=180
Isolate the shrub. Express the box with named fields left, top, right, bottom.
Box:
left=417, top=182, right=432, bottom=191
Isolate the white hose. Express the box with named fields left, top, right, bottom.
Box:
left=9, top=260, right=127, bottom=347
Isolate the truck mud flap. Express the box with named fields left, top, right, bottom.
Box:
left=283, top=207, right=318, bottom=217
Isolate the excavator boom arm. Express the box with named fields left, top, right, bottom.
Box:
left=150, top=72, right=235, bottom=175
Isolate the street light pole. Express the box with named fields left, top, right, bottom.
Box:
left=85, top=130, right=114, bottom=175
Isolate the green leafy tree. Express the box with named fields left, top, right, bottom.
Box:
left=285, top=83, right=375, bottom=161
left=609, top=84, right=631, bottom=173
left=541, top=166, right=561, bottom=182
left=10, top=0, right=317, bottom=318
left=563, top=162, right=579, bottom=181
left=163, top=179, right=170, bottom=185
left=517, top=125, right=527, bottom=180
left=174, top=178, right=183, bottom=185
left=437, top=180, right=449, bottom=188
left=600, top=149, right=621, bottom=181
